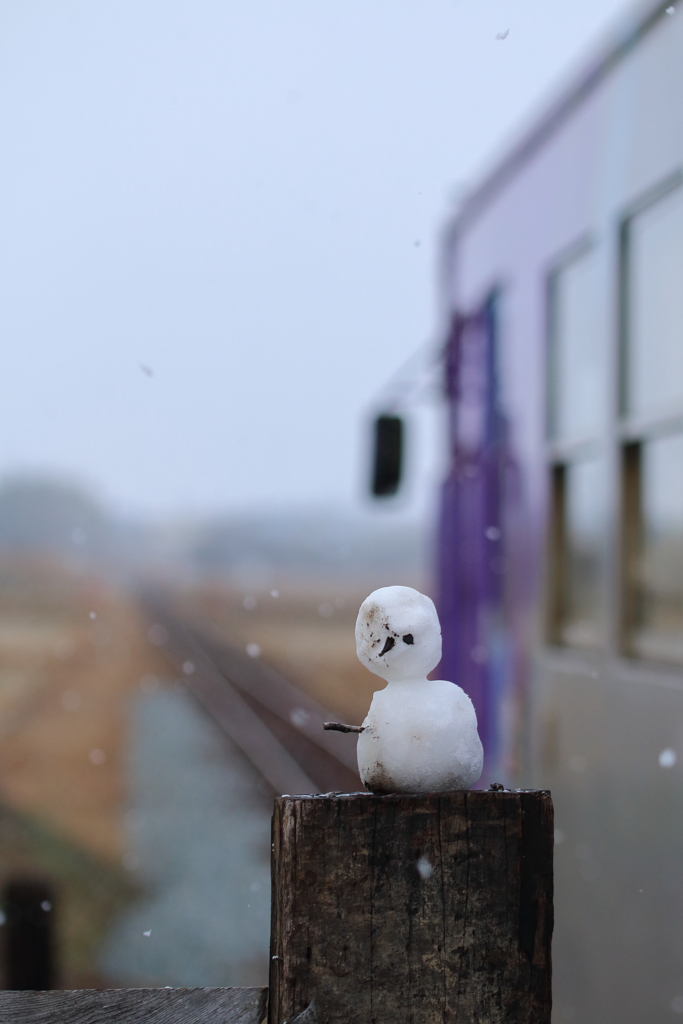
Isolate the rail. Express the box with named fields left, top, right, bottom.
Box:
left=142, top=594, right=361, bottom=795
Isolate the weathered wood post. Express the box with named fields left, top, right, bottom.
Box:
left=3, top=878, right=56, bottom=991
left=270, top=789, right=553, bottom=1024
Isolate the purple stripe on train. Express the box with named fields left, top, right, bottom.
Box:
left=436, top=293, right=530, bottom=784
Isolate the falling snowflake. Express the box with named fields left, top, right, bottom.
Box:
left=416, top=856, right=434, bottom=880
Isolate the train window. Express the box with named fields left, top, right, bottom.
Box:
left=548, top=457, right=606, bottom=650
left=546, top=242, right=606, bottom=650
left=548, top=244, right=607, bottom=443
left=620, top=180, right=683, bottom=665
left=622, top=433, right=683, bottom=665
left=624, top=183, right=683, bottom=418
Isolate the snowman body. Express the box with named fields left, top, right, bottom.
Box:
left=358, top=678, right=482, bottom=793
left=355, top=585, right=483, bottom=794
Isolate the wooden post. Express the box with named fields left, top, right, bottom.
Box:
left=3, top=879, right=56, bottom=991
left=269, top=790, right=553, bottom=1024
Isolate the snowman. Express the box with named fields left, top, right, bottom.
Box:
left=352, top=585, right=483, bottom=794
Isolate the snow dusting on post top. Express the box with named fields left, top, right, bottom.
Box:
left=355, top=585, right=484, bottom=794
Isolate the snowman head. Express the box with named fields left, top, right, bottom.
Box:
left=355, top=585, right=442, bottom=682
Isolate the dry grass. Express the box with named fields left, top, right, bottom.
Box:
left=0, top=556, right=168, bottom=865
left=0, top=556, right=175, bottom=984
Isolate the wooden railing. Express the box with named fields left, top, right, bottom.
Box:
left=0, top=986, right=267, bottom=1023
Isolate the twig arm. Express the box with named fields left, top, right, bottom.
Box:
left=323, top=722, right=365, bottom=734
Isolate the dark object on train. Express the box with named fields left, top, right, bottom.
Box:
left=371, top=415, right=404, bottom=497
left=3, top=878, right=56, bottom=990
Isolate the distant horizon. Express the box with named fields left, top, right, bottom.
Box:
left=0, top=465, right=430, bottom=525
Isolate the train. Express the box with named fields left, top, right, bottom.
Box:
left=374, top=1, right=683, bottom=1021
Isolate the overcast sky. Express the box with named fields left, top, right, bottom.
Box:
left=0, top=0, right=636, bottom=520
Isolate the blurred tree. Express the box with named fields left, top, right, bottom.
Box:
left=0, top=477, right=107, bottom=557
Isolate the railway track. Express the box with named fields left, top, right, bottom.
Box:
left=141, top=594, right=362, bottom=796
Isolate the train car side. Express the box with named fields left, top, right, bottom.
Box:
left=438, top=3, right=683, bottom=1021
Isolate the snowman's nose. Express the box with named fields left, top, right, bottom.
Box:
left=379, top=636, right=395, bottom=656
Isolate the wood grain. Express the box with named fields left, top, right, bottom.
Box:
left=0, top=986, right=267, bottom=1023
left=270, top=791, right=553, bottom=1024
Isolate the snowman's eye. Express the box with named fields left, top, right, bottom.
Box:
left=402, top=634, right=414, bottom=645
